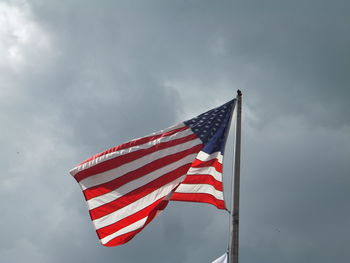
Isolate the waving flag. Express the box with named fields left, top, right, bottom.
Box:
left=70, top=99, right=235, bottom=247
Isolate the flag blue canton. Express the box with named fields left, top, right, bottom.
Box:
left=184, top=99, right=235, bottom=154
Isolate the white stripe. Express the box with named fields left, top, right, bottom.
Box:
left=196, top=151, right=223, bottom=164
left=100, top=217, right=148, bottom=245
left=93, top=176, right=186, bottom=230
left=87, top=153, right=198, bottom=210
left=174, top=183, right=224, bottom=201
left=186, top=166, right=222, bottom=182
left=79, top=137, right=201, bottom=190
left=70, top=123, right=187, bottom=176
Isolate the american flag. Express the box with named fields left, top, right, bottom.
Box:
left=70, top=99, right=236, bottom=247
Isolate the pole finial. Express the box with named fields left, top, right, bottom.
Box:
left=237, top=90, right=242, bottom=97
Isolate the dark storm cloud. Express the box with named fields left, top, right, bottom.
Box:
left=230, top=0, right=350, bottom=126
left=1, top=0, right=349, bottom=262
left=240, top=115, right=350, bottom=262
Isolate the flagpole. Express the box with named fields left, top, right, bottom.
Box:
left=229, top=90, right=242, bottom=263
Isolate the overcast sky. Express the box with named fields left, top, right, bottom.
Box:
left=1, top=0, right=350, bottom=262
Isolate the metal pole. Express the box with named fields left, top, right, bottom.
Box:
left=229, top=90, right=242, bottom=263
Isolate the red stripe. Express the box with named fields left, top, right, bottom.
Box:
left=100, top=200, right=170, bottom=247
left=170, top=192, right=226, bottom=209
left=191, top=158, right=222, bottom=172
left=180, top=174, right=223, bottom=191
left=103, top=229, right=140, bottom=247
left=89, top=164, right=191, bottom=220
left=97, top=198, right=164, bottom=239
left=75, top=133, right=197, bottom=182
left=83, top=144, right=203, bottom=200
left=80, top=126, right=189, bottom=165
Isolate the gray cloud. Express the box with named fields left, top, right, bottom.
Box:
left=1, top=0, right=349, bottom=262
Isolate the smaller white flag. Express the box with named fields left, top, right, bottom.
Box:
left=212, top=253, right=227, bottom=263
